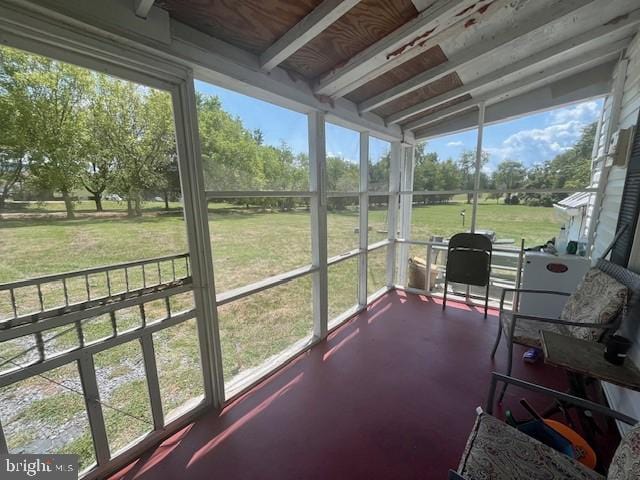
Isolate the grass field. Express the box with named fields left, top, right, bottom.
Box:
left=0, top=196, right=562, bottom=467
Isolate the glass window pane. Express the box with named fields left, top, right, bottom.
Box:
left=328, top=257, right=359, bottom=322
left=208, top=198, right=312, bottom=293
left=367, top=247, right=387, bottom=296
left=369, top=137, right=390, bottom=192
left=195, top=80, right=309, bottom=191
left=368, top=196, right=388, bottom=244
left=327, top=197, right=359, bottom=258
left=0, top=45, right=188, bottom=286
left=412, top=130, right=479, bottom=193
left=481, top=100, right=602, bottom=194
left=411, top=194, right=470, bottom=243
left=475, top=192, right=569, bottom=249
left=326, top=123, right=359, bottom=193
left=0, top=363, right=96, bottom=471
left=93, top=342, right=153, bottom=455
left=217, top=275, right=313, bottom=395
left=154, top=318, right=204, bottom=421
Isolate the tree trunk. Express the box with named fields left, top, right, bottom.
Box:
left=127, top=199, right=134, bottom=217
left=164, top=192, right=170, bottom=211
left=134, top=198, right=142, bottom=217
left=0, top=194, right=5, bottom=210
left=94, top=194, right=103, bottom=212
left=62, top=190, right=75, bottom=219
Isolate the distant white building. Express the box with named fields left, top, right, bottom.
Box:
left=553, top=192, right=591, bottom=242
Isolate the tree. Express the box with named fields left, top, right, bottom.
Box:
left=81, top=94, right=117, bottom=212
left=493, top=160, right=526, bottom=201
left=95, top=77, right=175, bottom=216
left=1, top=46, right=91, bottom=218
left=197, top=94, right=265, bottom=191
left=0, top=74, right=29, bottom=209
left=457, top=149, right=488, bottom=203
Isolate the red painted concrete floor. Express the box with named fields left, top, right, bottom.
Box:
left=110, top=291, right=620, bottom=480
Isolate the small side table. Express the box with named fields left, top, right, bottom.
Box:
left=540, top=330, right=640, bottom=457
left=540, top=331, right=640, bottom=392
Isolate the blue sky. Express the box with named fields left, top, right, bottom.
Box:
left=425, top=98, right=604, bottom=172
left=195, top=80, right=602, bottom=171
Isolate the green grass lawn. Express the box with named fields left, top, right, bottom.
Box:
left=0, top=197, right=562, bottom=467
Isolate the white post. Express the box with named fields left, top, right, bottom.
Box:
left=470, top=102, right=485, bottom=233
left=387, top=141, right=402, bottom=287
left=397, top=144, right=415, bottom=286
left=468, top=102, right=486, bottom=303
left=358, top=132, right=369, bottom=307
left=171, top=75, right=225, bottom=406
left=309, top=110, right=328, bottom=339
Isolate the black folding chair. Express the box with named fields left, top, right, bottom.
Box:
left=442, top=233, right=493, bottom=318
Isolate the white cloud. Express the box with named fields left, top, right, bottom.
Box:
left=549, top=101, right=600, bottom=124
left=484, top=100, right=602, bottom=170
left=447, top=141, right=464, bottom=147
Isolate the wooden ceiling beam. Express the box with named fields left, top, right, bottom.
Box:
left=403, top=40, right=627, bottom=131
left=386, top=11, right=640, bottom=124
left=313, top=0, right=477, bottom=97
left=360, top=0, right=599, bottom=113
left=260, top=0, right=361, bottom=71
left=413, top=61, right=615, bottom=140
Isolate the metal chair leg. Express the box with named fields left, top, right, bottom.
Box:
left=490, top=323, right=502, bottom=359
left=484, top=283, right=489, bottom=318
left=498, top=338, right=514, bottom=403
left=442, top=278, right=448, bottom=311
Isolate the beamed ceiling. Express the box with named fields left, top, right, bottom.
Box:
left=153, top=0, right=640, bottom=140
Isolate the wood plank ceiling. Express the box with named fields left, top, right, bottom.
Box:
left=154, top=0, right=636, bottom=139
left=155, top=0, right=468, bottom=126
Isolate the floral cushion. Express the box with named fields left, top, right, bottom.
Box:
left=500, top=311, right=569, bottom=347
left=459, top=414, right=604, bottom=480
left=560, top=268, right=627, bottom=341
left=608, top=423, right=640, bottom=480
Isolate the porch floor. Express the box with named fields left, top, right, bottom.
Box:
left=110, top=290, right=618, bottom=480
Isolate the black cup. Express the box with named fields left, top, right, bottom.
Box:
left=604, top=335, right=633, bottom=366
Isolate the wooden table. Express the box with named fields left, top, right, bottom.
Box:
left=541, top=330, right=640, bottom=392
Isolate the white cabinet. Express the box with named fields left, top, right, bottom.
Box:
left=518, top=252, right=591, bottom=318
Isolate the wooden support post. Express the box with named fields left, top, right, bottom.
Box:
left=171, top=75, right=225, bottom=406
left=78, top=355, right=111, bottom=466
left=358, top=132, right=369, bottom=307
left=309, top=110, right=328, bottom=339
left=140, top=334, right=164, bottom=429
left=397, top=145, right=415, bottom=286
left=387, top=141, right=402, bottom=287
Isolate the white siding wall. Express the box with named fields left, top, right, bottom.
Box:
left=592, top=32, right=640, bottom=429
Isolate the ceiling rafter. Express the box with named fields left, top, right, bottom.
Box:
left=260, top=0, right=361, bottom=71
left=313, top=0, right=480, bottom=97
left=386, top=10, right=640, bottom=124
left=413, top=61, right=615, bottom=140
left=359, top=0, right=600, bottom=113
left=403, top=39, right=628, bottom=132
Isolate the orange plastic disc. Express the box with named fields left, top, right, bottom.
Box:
left=544, top=419, right=597, bottom=469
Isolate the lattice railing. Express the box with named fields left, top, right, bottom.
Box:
left=0, top=253, right=201, bottom=477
